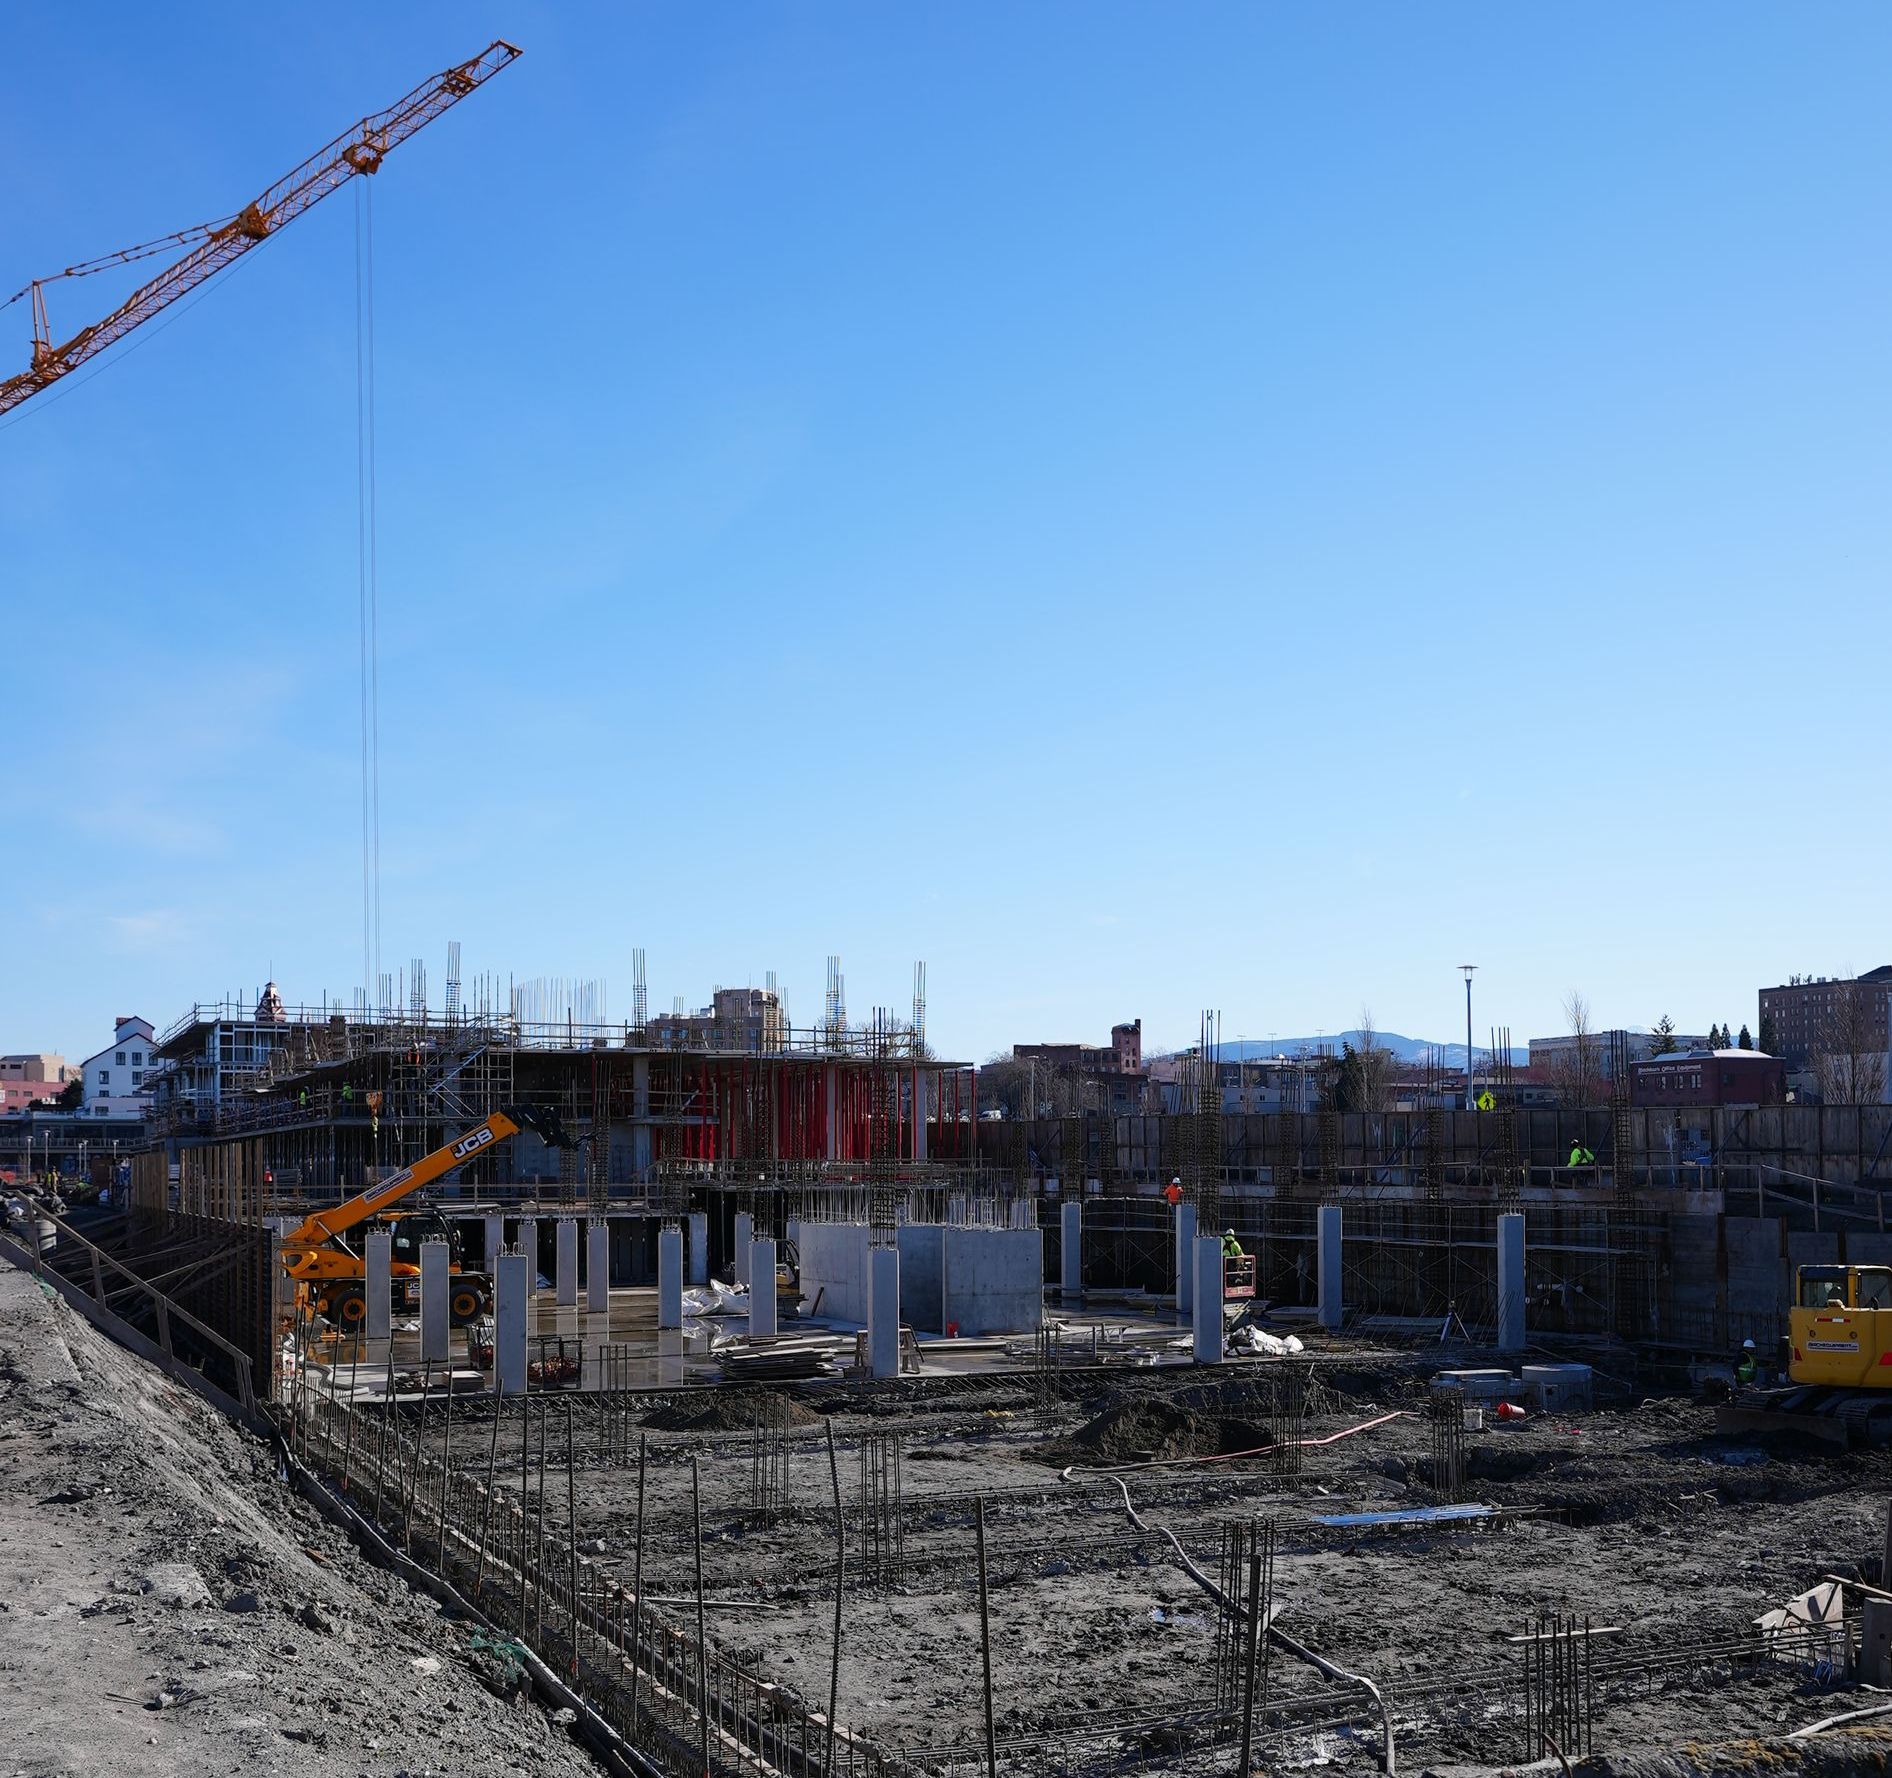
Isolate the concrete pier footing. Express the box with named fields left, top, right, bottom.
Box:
left=658, top=1227, right=684, bottom=1330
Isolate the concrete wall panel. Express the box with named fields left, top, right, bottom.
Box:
left=1727, top=1217, right=1786, bottom=1321
left=798, top=1222, right=873, bottom=1324
left=941, top=1226, right=1043, bottom=1336
left=895, top=1224, right=945, bottom=1334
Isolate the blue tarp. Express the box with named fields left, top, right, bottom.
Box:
left=1310, top=1503, right=1495, bottom=1528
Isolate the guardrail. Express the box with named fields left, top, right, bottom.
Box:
left=5, top=1200, right=258, bottom=1417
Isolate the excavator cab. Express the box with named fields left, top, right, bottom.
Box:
left=1789, top=1265, right=1892, bottom=1387
left=388, top=1208, right=464, bottom=1271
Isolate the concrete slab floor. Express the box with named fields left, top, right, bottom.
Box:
left=297, top=1290, right=1207, bottom=1399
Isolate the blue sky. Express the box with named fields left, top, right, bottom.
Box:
left=3, top=4, right=1888, bottom=1067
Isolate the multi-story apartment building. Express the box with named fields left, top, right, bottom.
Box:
left=1757, top=968, right=1892, bottom=1069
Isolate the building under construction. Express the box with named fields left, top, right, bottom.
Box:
left=137, top=983, right=977, bottom=1225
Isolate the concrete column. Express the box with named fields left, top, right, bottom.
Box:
left=418, top=1239, right=451, bottom=1364
left=1174, top=1203, right=1196, bottom=1313
left=493, top=1250, right=529, bottom=1396
left=870, top=1246, right=901, bottom=1379
left=912, top=1070, right=929, bottom=1161
left=687, top=1211, right=709, bottom=1286
left=1060, top=1201, right=1083, bottom=1301
left=364, top=1226, right=393, bottom=1341
left=517, top=1219, right=537, bottom=1294
left=749, top=1238, right=777, bottom=1339
left=1193, top=1236, right=1225, bottom=1364
left=1496, top=1211, right=1526, bottom=1354
left=587, top=1218, right=609, bottom=1313
left=482, top=1213, right=503, bottom=1271
left=734, top=1212, right=754, bottom=1286
left=657, top=1227, right=685, bottom=1330
left=1317, top=1204, right=1343, bottom=1331
left=556, top=1218, right=580, bottom=1307
left=1864, top=1598, right=1892, bottom=1688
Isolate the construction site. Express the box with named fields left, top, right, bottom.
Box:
left=7, top=22, right=1892, bottom=1778
left=5, top=967, right=1892, bottom=1775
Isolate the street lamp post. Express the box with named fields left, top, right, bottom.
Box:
left=1460, top=966, right=1477, bottom=1111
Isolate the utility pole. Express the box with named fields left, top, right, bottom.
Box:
left=1461, top=966, right=1477, bottom=1110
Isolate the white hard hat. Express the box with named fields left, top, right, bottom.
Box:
left=1742, top=1338, right=1756, bottom=1349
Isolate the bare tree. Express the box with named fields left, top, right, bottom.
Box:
left=1813, top=976, right=1890, bottom=1104
left=1553, top=991, right=1604, bottom=1108
left=1355, top=1006, right=1390, bottom=1115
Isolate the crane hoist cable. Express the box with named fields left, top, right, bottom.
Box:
left=0, top=39, right=520, bottom=418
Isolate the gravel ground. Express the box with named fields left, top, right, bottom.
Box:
left=13, top=1264, right=1892, bottom=1778
left=465, top=1351, right=1892, bottom=1773
left=0, top=1262, right=603, bottom=1778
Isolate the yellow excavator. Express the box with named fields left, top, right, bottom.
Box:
left=1718, top=1263, right=1892, bottom=1446
left=279, top=1103, right=573, bottom=1329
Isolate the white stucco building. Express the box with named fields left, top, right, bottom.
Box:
left=81, top=1016, right=155, bottom=1119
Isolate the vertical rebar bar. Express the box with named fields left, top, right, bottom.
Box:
left=825, top=1420, right=843, bottom=1778
left=438, top=1358, right=455, bottom=1541
left=567, top=1394, right=580, bottom=1678
left=1239, top=1540, right=1262, bottom=1774
left=374, top=1345, right=395, bottom=1524
left=534, top=1394, right=549, bottom=1643
left=404, top=1361, right=431, bottom=1551
left=693, top=1453, right=710, bottom=1778
left=476, top=1392, right=502, bottom=1598
left=631, top=1432, right=646, bottom=1730
left=518, top=1392, right=532, bottom=1638
left=976, top=1496, right=996, bottom=1778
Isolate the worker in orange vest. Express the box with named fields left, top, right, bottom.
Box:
left=1163, top=1177, right=1184, bottom=1206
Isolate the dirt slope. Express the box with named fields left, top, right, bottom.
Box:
left=0, top=1262, right=601, bottom=1778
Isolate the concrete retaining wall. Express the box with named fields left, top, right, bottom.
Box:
left=896, top=1225, right=945, bottom=1333
left=797, top=1223, right=873, bottom=1324
left=942, top=1227, right=1043, bottom=1335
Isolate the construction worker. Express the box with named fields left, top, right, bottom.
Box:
left=1569, top=1138, right=1596, bottom=1167
left=1221, top=1228, right=1244, bottom=1260
left=1735, top=1338, right=1758, bottom=1386
left=1163, top=1178, right=1184, bottom=1207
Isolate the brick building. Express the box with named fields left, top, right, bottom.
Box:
left=1631, top=1048, right=1785, bottom=1108
left=1757, top=967, right=1892, bottom=1069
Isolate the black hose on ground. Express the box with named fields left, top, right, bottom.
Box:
left=1100, top=1474, right=1397, bottom=1774
left=277, top=1435, right=664, bottom=1778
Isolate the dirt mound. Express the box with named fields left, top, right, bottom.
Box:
left=1041, top=1398, right=1274, bottom=1466
left=642, top=1389, right=822, bottom=1433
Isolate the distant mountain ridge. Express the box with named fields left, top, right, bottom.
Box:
left=1213, top=1031, right=1529, bottom=1068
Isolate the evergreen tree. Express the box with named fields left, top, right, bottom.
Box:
left=1758, top=1013, right=1779, bottom=1055
left=1650, top=1015, right=1679, bottom=1056
left=1737, top=1024, right=1754, bottom=1050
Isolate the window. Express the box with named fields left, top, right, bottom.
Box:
left=1800, top=1267, right=1849, bottom=1308
left=131, top=1070, right=143, bottom=1085
left=98, top=1070, right=109, bottom=1086
left=116, top=1052, right=125, bottom=1067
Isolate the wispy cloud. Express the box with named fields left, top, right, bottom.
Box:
left=106, top=909, right=188, bottom=953
left=66, top=799, right=226, bottom=858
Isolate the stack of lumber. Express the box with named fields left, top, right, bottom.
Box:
left=717, top=1334, right=846, bottom=1382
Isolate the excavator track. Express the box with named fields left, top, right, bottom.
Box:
left=1716, top=1384, right=1892, bottom=1449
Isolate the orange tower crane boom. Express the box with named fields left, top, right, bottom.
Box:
left=0, top=39, right=520, bottom=418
